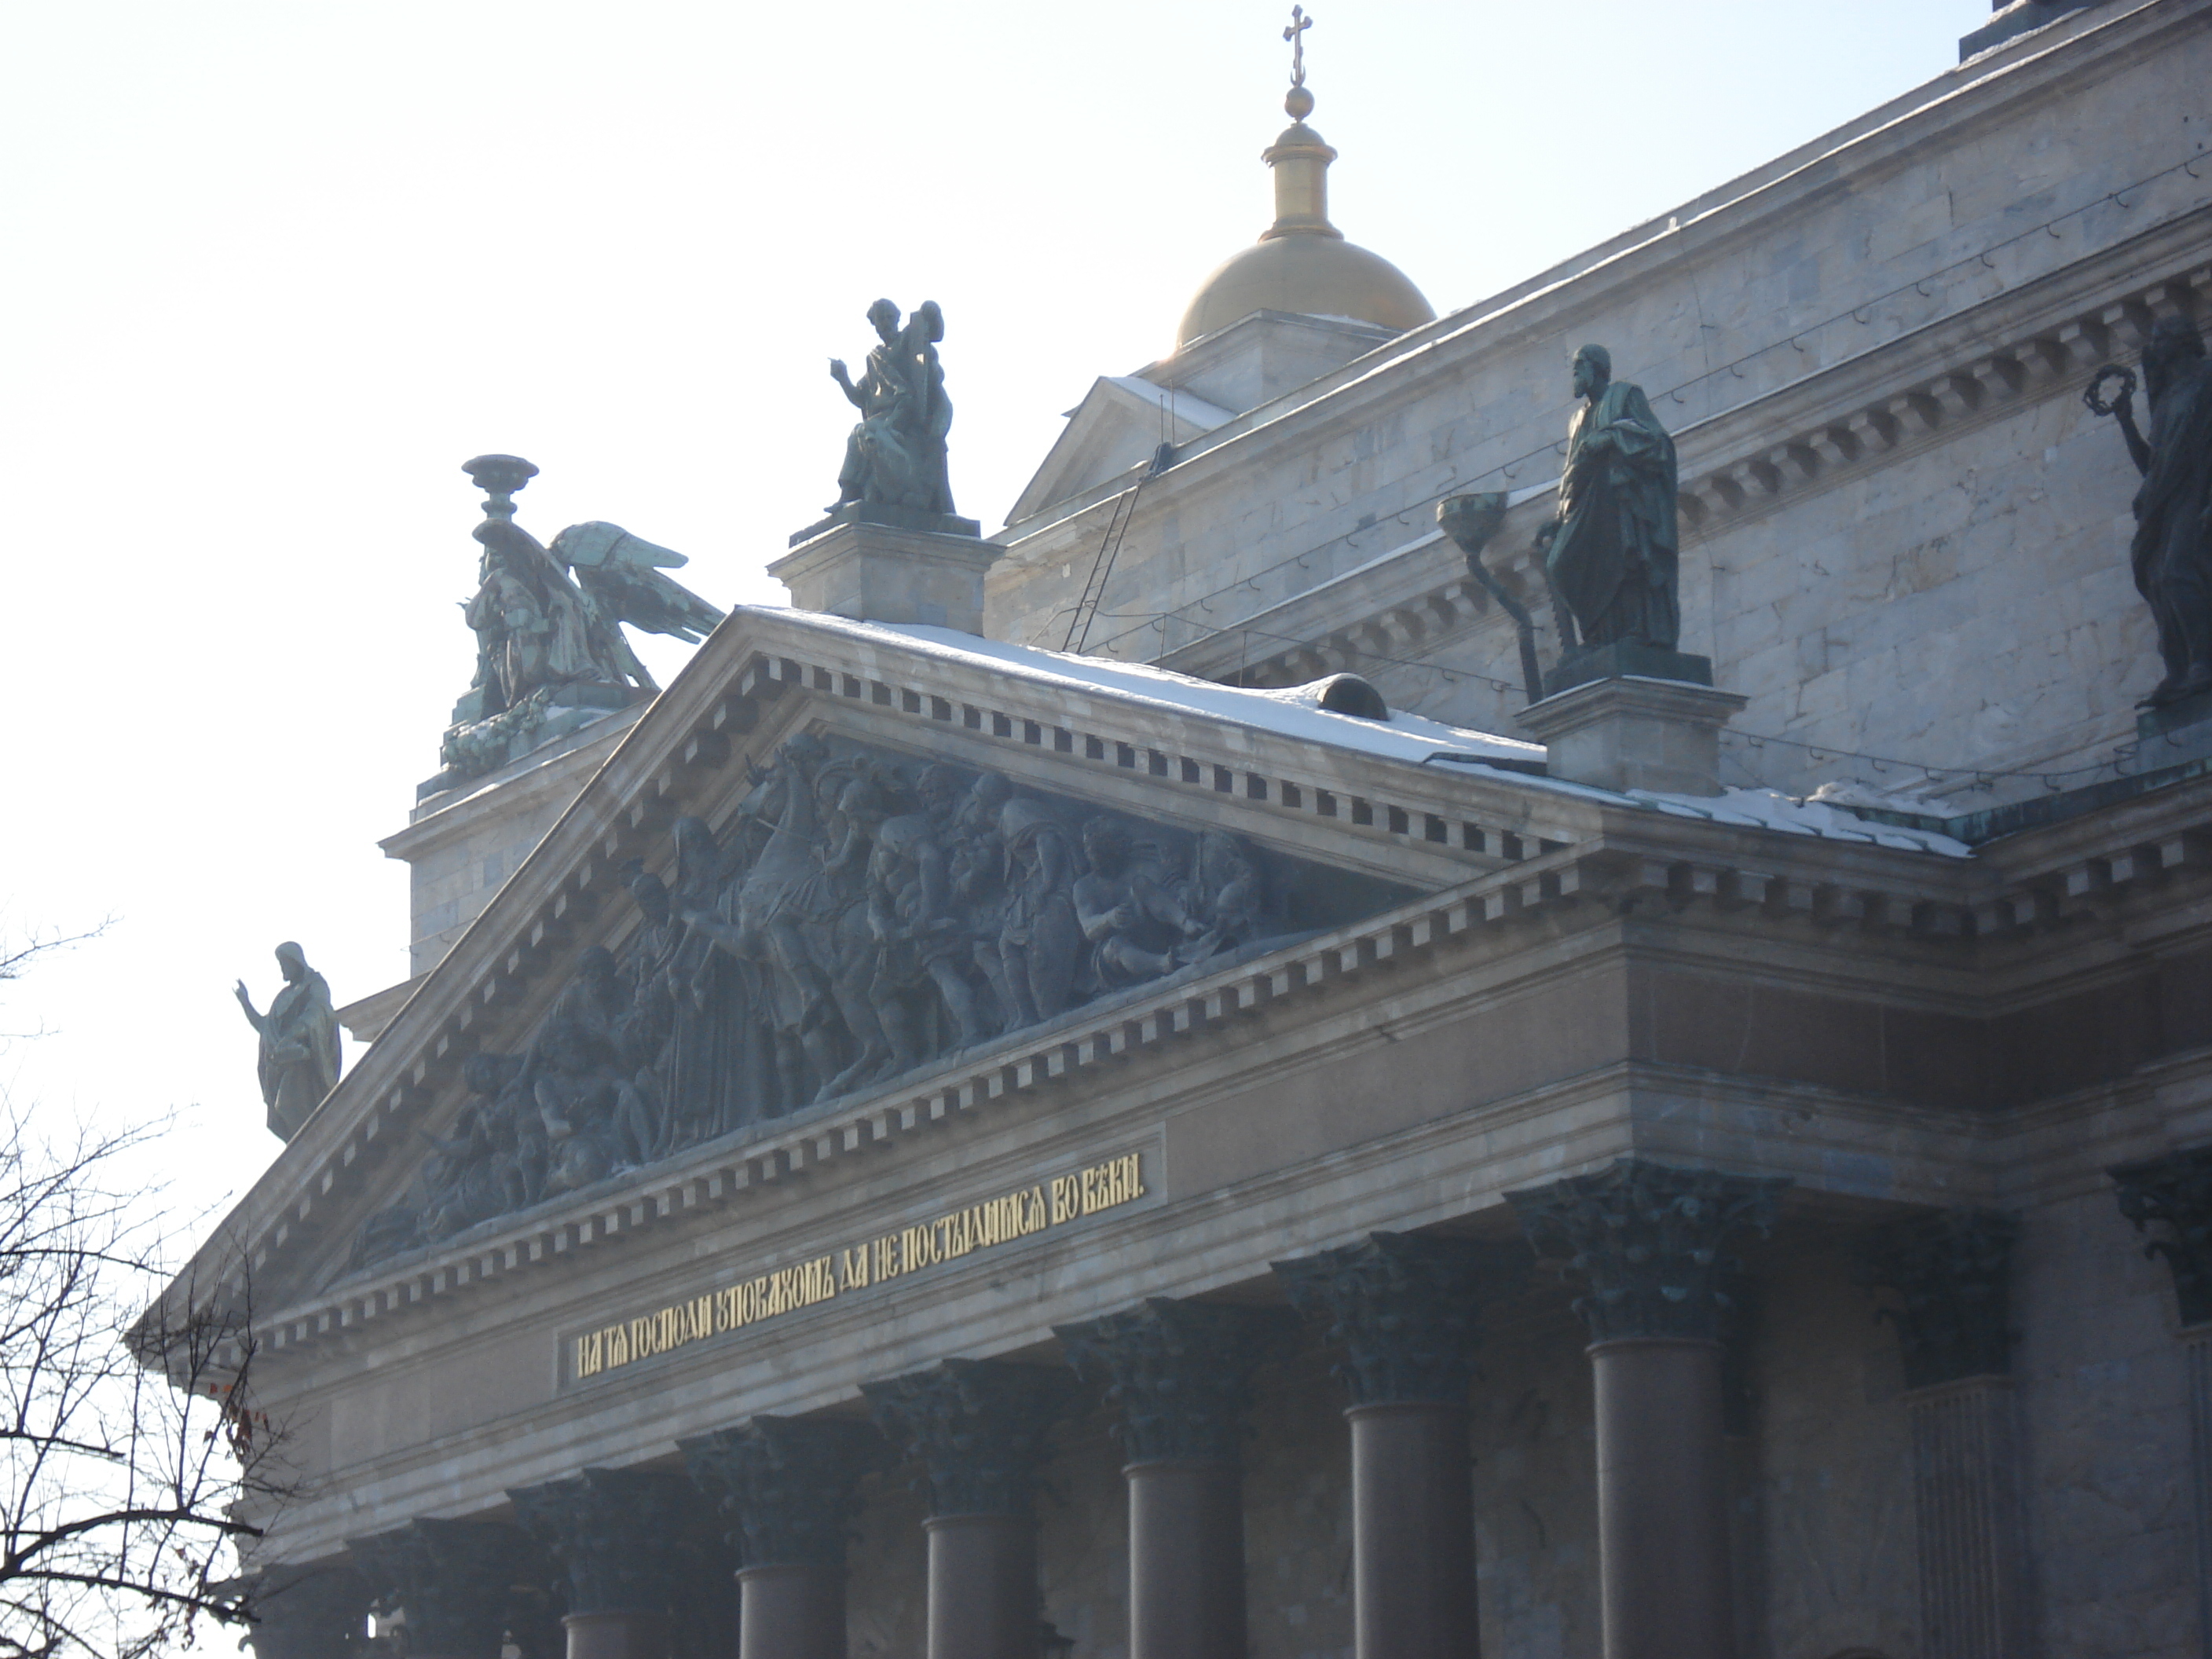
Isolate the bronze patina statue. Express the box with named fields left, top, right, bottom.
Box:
left=1540, top=344, right=1683, bottom=659
left=235, top=943, right=341, bottom=1141
left=2087, top=317, right=2212, bottom=709
left=827, top=299, right=959, bottom=522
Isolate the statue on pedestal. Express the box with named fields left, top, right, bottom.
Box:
left=438, top=456, right=726, bottom=785
left=234, top=942, right=341, bottom=1141
left=1539, top=344, right=1683, bottom=657
left=2086, top=317, right=2212, bottom=709
left=826, top=299, right=959, bottom=522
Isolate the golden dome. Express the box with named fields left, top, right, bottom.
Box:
left=1174, top=90, right=1434, bottom=350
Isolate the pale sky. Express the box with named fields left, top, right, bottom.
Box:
left=0, top=0, right=1994, bottom=1265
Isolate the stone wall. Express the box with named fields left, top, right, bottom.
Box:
left=988, top=0, right=2208, bottom=800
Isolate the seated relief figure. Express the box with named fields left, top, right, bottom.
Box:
left=349, top=736, right=1321, bottom=1269
left=2087, top=316, right=2212, bottom=709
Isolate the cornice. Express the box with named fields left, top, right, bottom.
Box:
left=994, top=0, right=2198, bottom=572
left=1155, top=218, right=2212, bottom=688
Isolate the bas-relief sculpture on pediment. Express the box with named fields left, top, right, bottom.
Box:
left=347, top=732, right=1413, bottom=1273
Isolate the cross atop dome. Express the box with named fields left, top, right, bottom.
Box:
left=1169, top=8, right=1433, bottom=350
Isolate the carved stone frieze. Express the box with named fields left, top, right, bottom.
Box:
left=862, top=1358, right=1079, bottom=1518
left=344, top=1518, right=551, bottom=1658
left=1505, top=1159, right=1789, bottom=1345
left=679, top=1415, right=890, bottom=1569
left=353, top=731, right=1406, bottom=1270
left=2111, top=1146, right=2212, bottom=1328
left=1054, top=1297, right=1298, bottom=1463
left=507, top=1467, right=702, bottom=1619
left=1271, top=1231, right=1529, bottom=1406
left=1858, top=1208, right=2021, bottom=1390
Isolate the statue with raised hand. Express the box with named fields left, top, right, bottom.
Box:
left=827, top=298, right=958, bottom=518
left=2086, top=317, right=2212, bottom=709
left=235, top=942, right=341, bottom=1142
left=1537, top=344, right=1682, bottom=655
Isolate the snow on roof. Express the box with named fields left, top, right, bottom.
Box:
left=1628, top=786, right=1973, bottom=857
left=769, top=613, right=1546, bottom=767
left=761, top=613, right=1974, bottom=859
left=1104, top=377, right=1234, bottom=430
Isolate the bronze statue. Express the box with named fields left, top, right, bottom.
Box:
left=445, top=458, right=724, bottom=782
left=234, top=943, right=341, bottom=1141
left=2086, top=317, right=2212, bottom=709
left=828, top=299, right=958, bottom=518
left=1538, top=345, right=1682, bottom=654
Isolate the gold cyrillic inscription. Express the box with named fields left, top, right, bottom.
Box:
left=570, top=1154, right=1144, bottom=1381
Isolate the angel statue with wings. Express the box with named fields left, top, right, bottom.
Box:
left=457, top=453, right=723, bottom=718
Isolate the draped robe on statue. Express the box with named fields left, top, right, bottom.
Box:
left=1547, top=379, right=1682, bottom=650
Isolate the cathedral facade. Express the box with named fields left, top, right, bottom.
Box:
left=163, top=3, right=2212, bottom=1657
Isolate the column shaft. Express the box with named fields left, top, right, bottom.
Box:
left=2192, top=1332, right=2212, bottom=1659
left=738, top=1563, right=844, bottom=1659
left=563, top=1610, right=673, bottom=1659
left=1590, top=1339, right=1734, bottom=1659
left=925, top=1514, right=1035, bottom=1659
left=1347, top=1402, right=1476, bottom=1659
left=1126, top=1460, right=1246, bottom=1659
left=1902, top=1379, right=2027, bottom=1659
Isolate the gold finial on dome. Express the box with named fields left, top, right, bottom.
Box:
left=1170, top=9, right=1434, bottom=350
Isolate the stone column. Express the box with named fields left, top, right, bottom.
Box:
left=1273, top=1231, right=1529, bottom=1659
left=1055, top=1297, right=1297, bottom=1659
left=681, top=1415, right=889, bottom=1659
left=510, top=1467, right=703, bottom=1659
left=1859, top=1208, right=2026, bottom=1659
left=2114, top=1147, right=2212, bottom=1659
left=863, top=1358, right=1078, bottom=1659
left=236, top=1562, right=374, bottom=1658
left=346, top=1518, right=549, bottom=1659
left=1507, top=1159, right=1788, bottom=1659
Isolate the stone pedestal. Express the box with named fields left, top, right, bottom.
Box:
left=1960, top=0, right=2101, bottom=60
left=2130, top=690, right=2212, bottom=774
left=1517, top=676, right=1747, bottom=797
left=770, top=517, right=999, bottom=635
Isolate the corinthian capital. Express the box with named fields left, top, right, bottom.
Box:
left=1272, top=1232, right=1529, bottom=1405
left=679, top=1415, right=888, bottom=1569
left=1055, top=1297, right=1297, bottom=1463
left=1858, top=1208, right=2020, bottom=1390
left=862, top=1358, right=1078, bottom=1518
left=345, top=1518, right=550, bottom=1658
left=1506, top=1159, right=1788, bottom=1344
left=507, top=1467, right=703, bottom=1620
left=2111, top=1145, right=2212, bottom=1328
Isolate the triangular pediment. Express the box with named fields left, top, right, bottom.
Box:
left=1006, top=377, right=1233, bottom=526
left=190, top=606, right=1580, bottom=1327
